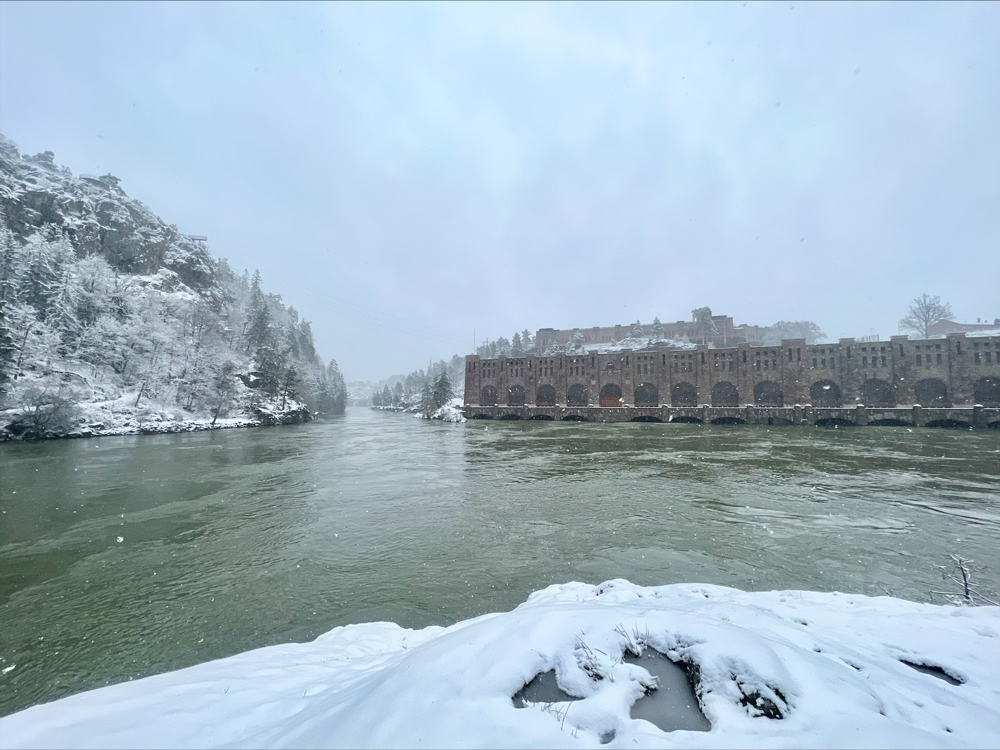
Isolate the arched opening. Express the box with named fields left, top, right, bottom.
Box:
left=914, top=378, right=948, bottom=407
left=567, top=384, right=588, bottom=406
left=599, top=383, right=622, bottom=407
left=810, top=380, right=842, bottom=407
left=974, top=377, right=1000, bottom=407
left=529, top=414, right=554, bottom=421
left=499, top=413, right=522, bottom=421
left=671, top=382, right=697, bottom=407
left=711, top=381, right=738, bottom=407
left=507, top=385, right=526, bottom=407
left=711, top=416, right=746, bottom=425
left=634, top=383, right=659, bottom=407
left=670, top=415, right=702, bottom=424
left=816, top=417, right=854, bottom=427
left=631, top=416, right=662, bottom=423
left=469, top=413, right=493, bottom=420
left=754, top=381, right=783, bottom=407
left=859, top=379, right=894, bottom=407
left=926, top=419, right=971, bottom=429
left=870, top=419, right=912, bottom=427
left=481, top=386, right=498, bottom=406
left=562, top=414, right=589, bottom=422
left=536, top=384, right=556, bottom=406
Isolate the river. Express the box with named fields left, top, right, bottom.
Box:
left=1, top=408, right=998, bottom=716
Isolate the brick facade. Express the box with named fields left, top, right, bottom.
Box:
left=465, top=334, right=1000, bottom=409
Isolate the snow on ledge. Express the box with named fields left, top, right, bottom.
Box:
left=1, top=581, right=997, bottom=749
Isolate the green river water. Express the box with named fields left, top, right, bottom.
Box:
left=1, top=407, right=998, bottom=716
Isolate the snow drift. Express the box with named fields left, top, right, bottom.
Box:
left=2, top=580, right=997, bottom=749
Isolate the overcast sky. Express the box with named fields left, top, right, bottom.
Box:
left=1, top=1, right=997, bottom=380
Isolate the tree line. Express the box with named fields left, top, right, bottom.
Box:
left=0, top=224, right=345, bottom=436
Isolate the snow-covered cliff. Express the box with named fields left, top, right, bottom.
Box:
left=0, top=135, right=346, bottom=440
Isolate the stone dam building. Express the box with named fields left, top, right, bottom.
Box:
left=463, top=332, right=1000, bottom=428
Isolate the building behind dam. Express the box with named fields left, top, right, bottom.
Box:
left=464, top=332, right=1000, bottom=410
left=534, top=315, right=765, bottom=351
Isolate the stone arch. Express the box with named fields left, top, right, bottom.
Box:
left=974, top=377, right=1000, bottom=407
left=914, top=378, right=949, bottom=407
left=567, top=384, right=588, bottom=406
left=507, top=385, right=526, bottom=407
left=711, top=381, right=739, bottom=407
left=599, top=383, right=622, bottom=407
left=634, top=383, right=659, bottom=407
left=754, top=381, right=783, bottom=407
left=481, top=385, right=498, bottom=406
left=810, top=380, right=842, bottom=407
left=671, top=382, right=697, bottom=407
left=860, top=378, right=895, bottom=407
left=535, top=384, right=556, bottom=406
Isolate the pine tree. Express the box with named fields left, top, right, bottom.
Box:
left=0, top=299, right=17, bottom=401
left=651, top=316, right=665, bottom=342
left=433, top=370, right=452, bottom=409
left=280, top=365, right=300, bottom=410
left=255, top=343, right=286, bottom=396
left=19, top=236, right=65, bottom=320
left=0, top=223, right=21, bottom=305
left=511, top=332, right=523, bottom=355
left=420, top=375, right=435, bottom=417
left=246, top=303, right=272, bottom=354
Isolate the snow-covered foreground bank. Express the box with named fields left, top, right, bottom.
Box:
left=2, top=581, right=997, bottom=749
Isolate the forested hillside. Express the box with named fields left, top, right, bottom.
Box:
left=0, top=135, right=345, bottom=440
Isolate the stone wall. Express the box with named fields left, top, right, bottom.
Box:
left=464, top=333, right=1000, bottom=410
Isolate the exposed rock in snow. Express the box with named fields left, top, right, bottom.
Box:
left=2, top=580, right=997, bottom=749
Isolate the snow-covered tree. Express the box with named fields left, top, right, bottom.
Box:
left=650, top=317, right=665, bottom=342
left=763, top=321, right=827, bottom=345
left=520, top=329, right=534, bottom=353
left=433, top=370, right=452, bottom=409
left=691, top=307, right=717, bottom=338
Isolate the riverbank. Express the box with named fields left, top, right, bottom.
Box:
left=0, top=398, right=312, bottom=443
left=2, top=580, right=997, bottom=748
left=370, top=396, right=466, bottom=422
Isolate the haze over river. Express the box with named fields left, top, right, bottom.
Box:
left=2, top=408, right=998, bottom=717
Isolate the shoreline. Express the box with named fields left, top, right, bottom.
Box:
left=0, top=406, right=316, bottom=444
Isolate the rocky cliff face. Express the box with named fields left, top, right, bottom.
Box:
left=0, top=135, right=346, bottom=441
left=0, top=136, right=216, bottom=294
